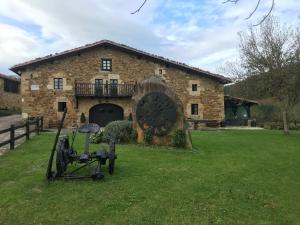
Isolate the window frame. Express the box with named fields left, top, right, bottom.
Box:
left=4, top=79, right=20, bottom=94
left=101, top=58, right=112, bottom=71
left=53, top=78, right=63, bottom=90
left=192, top=84, right=198, bottom=92
left=191, top=104, right=199, bottom=115
left=57, top=102, right=67, bottom=112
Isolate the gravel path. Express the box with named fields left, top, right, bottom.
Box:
left=0, top=114, right=23, bottom=128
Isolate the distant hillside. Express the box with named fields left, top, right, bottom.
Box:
left=225, top=75, right=300, bottom=125
left=224, top=75, right=271, bottom=100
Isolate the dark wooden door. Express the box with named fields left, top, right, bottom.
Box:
left=110, top=79, right=118, bottom=96
left=89, top=104, right=124, bottom=127
left=95, top=79, right=103, bottom=96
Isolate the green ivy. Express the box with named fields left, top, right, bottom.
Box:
left=144, top=127, right=153, bottom=145
left=172, top=129, right=186, bottom=148
left=80, top=113, right=86, bottom=123
left=130, top=128, right=138, bottom=143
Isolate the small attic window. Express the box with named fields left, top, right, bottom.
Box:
left=101, top=59, right=112, bottom=71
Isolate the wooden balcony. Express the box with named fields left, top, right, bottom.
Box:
left=75, top=82, right=136, bottom=98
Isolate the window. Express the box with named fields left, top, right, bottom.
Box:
left=4, top=79, right=20, bottom=94
left=101, top=59, right=112, bottom=71
left=58, top=102, right=66, bottom=112
left=191, top=104, right=198, bottom=115
left=192, top=84, right=197, bottom=91
left=54, top=78, right=63, bottom=90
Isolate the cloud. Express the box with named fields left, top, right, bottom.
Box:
left=0, top=0, right=299, bottom=75
left=0, top=23, right=45, bottom=72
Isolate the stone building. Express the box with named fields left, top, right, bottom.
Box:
left=10, top=40, right=231, bottom=128
left=0, top=73, right=21, bottom=111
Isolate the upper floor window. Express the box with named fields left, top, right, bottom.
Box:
left=192, top=84, right=197, bottom=91
left=191, top=104, right=198, bottom=115
left=4, top=79, right=20, bottom=94
left=101, top=59, right=112, bottom=71
left=54, top=78, right=63, bottom=90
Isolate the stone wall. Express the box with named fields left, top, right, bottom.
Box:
left=20, top=46, right=224, bottom=128
left=0, top=78, right=21, bottom=111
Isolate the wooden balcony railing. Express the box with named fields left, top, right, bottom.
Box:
left=75, top=82, right=136, bottom=98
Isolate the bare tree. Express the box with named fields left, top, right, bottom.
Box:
left=132, top=0, right=275, bottom=26
left=131, top=0, right=148, bottom=14
left=223, top=0, right=275, bottom=26
left=238, top=17, right=300, bottom=134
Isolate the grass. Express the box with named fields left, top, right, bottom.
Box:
left=0, top=130, right=299, bottom=225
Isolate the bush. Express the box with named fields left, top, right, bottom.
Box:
left=90, top=129, right=104, bottom=144
left=103, top=120, right=133, bottom=143
left=172, top=129, right=186, bottom=148
left=80, top=113, right=86, bottom=123
left=128, top=113, right=133, bottom=121
left=144, top=127, right=153, bottom=145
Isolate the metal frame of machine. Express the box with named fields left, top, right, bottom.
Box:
left=46, top=108, right=117, bottom=181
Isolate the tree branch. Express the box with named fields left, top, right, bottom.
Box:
left=132, top=0, right=275, bottom=26
left=222, top=0, right=239, bottom=4
left=253, top=0, right=275, bottom=26
left=245, top=0, right=261, bottom=20
left=131, top=0, right=147, bottom=14
left=223, top=0, right=275, bottom=26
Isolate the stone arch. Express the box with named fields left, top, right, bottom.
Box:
left=89, top=103, right=124, bottom=127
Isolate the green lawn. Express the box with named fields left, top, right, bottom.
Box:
left=0, top=130, right=299, bottom=225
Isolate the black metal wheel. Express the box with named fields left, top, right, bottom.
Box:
left=56, top=138, right=69, bottom=177
left=108, top=139, right=116, bottom=174
left=108, top=157, right=115, bottom=174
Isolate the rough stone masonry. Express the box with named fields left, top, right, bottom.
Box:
left=10, top=40, right=230, bottom=129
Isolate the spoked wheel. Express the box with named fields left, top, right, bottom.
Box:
left=56, top=138, right=69, bottom=177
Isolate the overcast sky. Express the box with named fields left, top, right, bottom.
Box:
left=0, top=0, right=299, bottom=76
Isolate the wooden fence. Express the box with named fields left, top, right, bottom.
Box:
left=0, top=117, right=43, bottom=150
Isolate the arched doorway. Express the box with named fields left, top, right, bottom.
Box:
left=89, top=103, right=124, bottom=127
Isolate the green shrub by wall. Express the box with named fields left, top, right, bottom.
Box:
left=144, top=127, right=153, bottom=145
left=172, top=129, right=186, bottom=148
left=103, top=120, right=133, bottom=143
left=90, top=129, right=104, bottom=144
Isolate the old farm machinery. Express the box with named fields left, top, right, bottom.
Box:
left=46, top=108, right=117, bottom=181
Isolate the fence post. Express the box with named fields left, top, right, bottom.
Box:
left=40, top=117, right=44, bottom=132
left=36, top=117, right=40, bottom=135
left=10, top=125, right=15, bottom=150
left=26, top=119, right=30, bottom=140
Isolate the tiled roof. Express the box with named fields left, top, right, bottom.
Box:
left=224, top=95, right=258, bottom=105
left=0, top=73, right=20, bottom=82
left=10, top=40, right=231, bottom=84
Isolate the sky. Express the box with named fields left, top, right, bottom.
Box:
left=0, top=0, right=299, bottom=76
